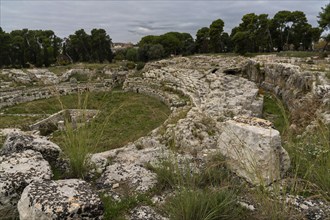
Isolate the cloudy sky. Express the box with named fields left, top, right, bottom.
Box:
left=1, top=0, right=328, bottom=43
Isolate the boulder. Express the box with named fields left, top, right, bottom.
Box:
left=0, top=150, right=52, bottom=218
left=1, top=131, right=63, bottom=168
left=218, top=116, right=290, bottom=185
left=18, top=179, right=104, bottom=220
left=101, top=163, right=157, bottom=193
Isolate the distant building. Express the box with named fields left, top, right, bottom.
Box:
left=111, top=42, right=135, bottom=52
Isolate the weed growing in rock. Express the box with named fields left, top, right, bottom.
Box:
left=260, top=92, right=330, bottom=217
left=101, top=193, right=152, bottom=220
left=149, top=153, right=245, bottom=219
left=165, top=188, right=242, bottom=220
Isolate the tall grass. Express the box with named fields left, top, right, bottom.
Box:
left=166, top=188, right=242, bottom=220
left=59, top=91, right=125, bottom=179
left=263, top=92, right=330, bottom=200
left=149, top=154, right=245, bottom=219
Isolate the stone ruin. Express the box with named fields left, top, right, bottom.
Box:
left=0, top=55, right=329, bottom=219
left=29, top=109, right=99, bottom=135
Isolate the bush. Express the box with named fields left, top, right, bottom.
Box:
left=136, top=62, right=145, bottom=71
left=126, top=61, right=136, bottom=70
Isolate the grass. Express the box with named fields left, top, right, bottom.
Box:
left=1, top=90, right=169, bottom=179
left=148, top=153, right=245, bottom=219
left=0, top=115, right=45, bottom=129
left=149, top=153, right=235, bottom=191
left=277, top=51, right=327, bottom=58
left=262, top=93, right=289, bottom=134
left=1, top=91, right=170, bottom=152
left=250, top=91, right=330, bottom=218
left=0, top=134, right=6, bottom=148
left=262, top=92, right=330, bottom=201
left=165, top=188, right=242, bottom=220
left=101, top=193, right=152, bottom=220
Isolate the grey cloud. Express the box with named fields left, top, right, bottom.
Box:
left=1, top=0, right=328, bottom=43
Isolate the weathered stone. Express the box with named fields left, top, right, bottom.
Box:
left=164, top=108, right=218, bottom=154
left=101, top=163, right=157, bottom=192
left=1, top=131, right=63, bottom=168
left=18, top=179, right=103, bottom=220
left=218, top=117, right=290, bottom=185
left=93, top=136, right=169, bottom=196
left=0, top=150, right=52, bottom=218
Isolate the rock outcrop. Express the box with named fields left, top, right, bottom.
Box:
left=18, top=179, right=103, bottom=220
left=1, top=130, right=63, bottom=168
left=123, top=56, right=289, bottom=185
left=244, top=56, right=330, bottom=127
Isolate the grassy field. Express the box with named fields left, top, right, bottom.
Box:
left=0, top=115, right=45, bottom=130
left=1, top=91, right=170, bottom=152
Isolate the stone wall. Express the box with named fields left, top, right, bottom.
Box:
left=0, top=83, right=111, bottom=109
left=29, top=109, right=99, bottom=133
left=243, top=57, right=330, bottom=125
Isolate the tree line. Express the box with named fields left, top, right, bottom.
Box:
left=0, top=5, right=329, bottom=68
left=0, top=28, right=113, bottom=68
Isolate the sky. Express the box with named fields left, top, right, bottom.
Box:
left=0, top=0, right=329, bottom=43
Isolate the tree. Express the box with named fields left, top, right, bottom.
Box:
left=137, top=44, right=165, bottom=62
left=209, top=19, right=225, bottom=53
left=270, top=10, right=316, bottom=51
left=0, top=28, right=11, bottom=67
left=66, top=29, right=91, bottom=62
left=271, top=10, right=292, bottom=51
left=231, top=13, right=272, bottom=53
left=195, top=27, right=210, bottom=53
left=91, top=28, right=113, bottom=62
left=126, top=48, right=138, bottom=61
left=231, top=31, right=250, bottom=55
left=147, top=44, right=165, bottom=60
left=318, top=3, right=330, bottom=51
left=138, top=32, right=193, bottom=58
left=220, top=32, right=232, bottom=52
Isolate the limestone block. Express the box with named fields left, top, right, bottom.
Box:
left=18, top=179, right=103, bottom=220
left=0, top=150, right=52, bottom=218
left=218, top=117, right=290, bottom=185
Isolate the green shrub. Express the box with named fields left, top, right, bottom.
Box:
left=136, top=62, right=145, bottom=71
left=126, top=61, right=136, bottom=70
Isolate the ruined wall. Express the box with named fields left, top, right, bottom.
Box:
left=0, top=83, right=112, bottom=109
left=243, top=58, right=330, bottom=126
